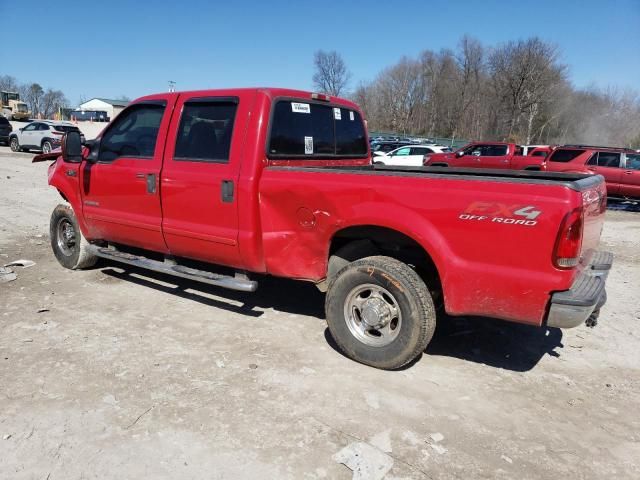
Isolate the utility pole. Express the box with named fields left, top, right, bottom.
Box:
left=168, top=80, right=176, bottom=92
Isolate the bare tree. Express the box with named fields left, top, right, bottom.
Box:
left=312, top=50, right=351, bottom=96
left=488, top=38, right=566, bottom=142
left=21, top=83, right=45, bottom=117
left=41, top=89, right=68, bottom=119
left=0, top=75, right=20, bottom=92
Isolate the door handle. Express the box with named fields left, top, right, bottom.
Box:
left=221, top=180, right=234, bottom=203
left=146, top=174, right=157, bottom=194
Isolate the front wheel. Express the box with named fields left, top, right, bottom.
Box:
left=325, top=256, right=436, bottom=369
left=50, top=204, right=98, bottom=270
left=9, top=137, right=19, bottom=152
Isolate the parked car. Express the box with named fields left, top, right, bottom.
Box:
left=36, top=87, right=611, bottom=370
left=522, top=145, right=549, bottom=155
left=543, top=145, right=640, bottom=199
left=424, top=142, right=544, bottom=170
left=375, top=144, right=449, bottom=166
left=370, top=140, right=412, bottom=156
left=0, top=116, right=12, bottom=145
left=9, top=121, right=85, bottom=153
left=528, top=146, right=552, bottom=158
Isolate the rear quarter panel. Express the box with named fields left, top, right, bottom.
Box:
left=258, top=168, right=586, bottom=325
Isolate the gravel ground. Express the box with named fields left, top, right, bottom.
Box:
left=0, top=149, right=639, bottom=479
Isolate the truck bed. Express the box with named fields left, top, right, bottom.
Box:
left=268, top=164, right=601, bottom=191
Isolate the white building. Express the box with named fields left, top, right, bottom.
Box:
left=78, top=98, right=129, bottom=120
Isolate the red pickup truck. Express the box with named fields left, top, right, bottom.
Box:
left=37, top=88, right=612, bottom=369
left=424, top=142, right=545, bottom=170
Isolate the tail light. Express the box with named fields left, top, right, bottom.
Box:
left=553, top=207, right=584, bottom=268
left=52, top=131, right=64, bottom=136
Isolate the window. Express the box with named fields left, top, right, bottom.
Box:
left=531, top=150, right=548, bottom=158
left=38, top=123, right=50, bottom=131
left=597, top=152, right=621, bottom=168
left=484, top=144, right=508, bottom=156
left=413, top=147, right=433, bottom=155
left=394, top=147, right=411, bottom=156
left=174, top=99, right=238, bottom=163
left=626, top=154, right=640, bottom=170
left=23, top=123, right=37, bottom=131
left=268, top=100, right=368, bottom=158
left=53, top=125, right=81, bottom=134
left=587, top=152, right=598, bottom=165
left=0, top=117, right=9, bottom=125
left=548, top=149, right=586, bottom=163
left=98, top=103, right=166, bottom=162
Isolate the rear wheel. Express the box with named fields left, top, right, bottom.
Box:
left=42, top=140, right=52, bottom=154
left=325, top=256, right=436, bottom=369
left=9, top=137, right=19, bottom=152
left=50, top=204, right=98, bottom=270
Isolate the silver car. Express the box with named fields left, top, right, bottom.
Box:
left=9, top=121, right=85, bottom=153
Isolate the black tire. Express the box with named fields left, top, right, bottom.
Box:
left=50, top=204, right=98, bottom=270
left=325, top=255, right=436, bottom=369
left=42, top=140, right=52, bottom=154
left=9, top=136, right=19, bottom=152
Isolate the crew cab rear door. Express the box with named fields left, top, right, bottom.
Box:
left=80, top=94, right=177, bottom=252
left=620, top=153, right=640, bottom=198
left=160, top=91, right=253, bottom=268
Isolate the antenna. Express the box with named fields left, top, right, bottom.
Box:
left=168, top=80, right=176, bottom=92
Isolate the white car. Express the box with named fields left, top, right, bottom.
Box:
left=374, top=144, right=450, bottom=167
left=9, top=120, right=84, bottom=154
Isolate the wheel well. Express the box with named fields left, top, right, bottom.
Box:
left=329, top=225, right=442, bottom=295
left=524, top=166, right=541, bottom=171
left=42, top=138, right=52, bottom=146
left=57, top=189, right=68, bottom=202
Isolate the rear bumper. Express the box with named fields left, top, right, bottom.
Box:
left=546, top=251, right=613, bottom=328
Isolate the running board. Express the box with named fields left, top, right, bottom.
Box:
left=88, top=245, right=258, bottom=292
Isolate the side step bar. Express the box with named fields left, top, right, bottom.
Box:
left=88, top=245, right=258, bottom=292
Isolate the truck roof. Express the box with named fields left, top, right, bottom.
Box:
left=135, top=87, right=362, bottom=111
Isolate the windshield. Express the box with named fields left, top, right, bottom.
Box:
left=16, top=103, right=28, bottom=112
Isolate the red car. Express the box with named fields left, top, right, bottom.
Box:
left=35, top=88, right=612, bottom=369
left=543, top=146, right=640, bottom=199
left=424, top=142, right=545, bottom=170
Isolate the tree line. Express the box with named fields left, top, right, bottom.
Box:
left=314, top=38, right=640, bottom=148
left=0, top=75, right=68, bottom=119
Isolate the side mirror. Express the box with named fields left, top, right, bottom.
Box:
left=62, top=131, right=83, bottom=163
left=19, top=128, right=24, bottom=132
left=455, top=151, right=464, bottom=158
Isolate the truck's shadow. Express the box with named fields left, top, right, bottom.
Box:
left=425, top=315, right=564, bottom=372
left=101, top=265, right=562, bottom=372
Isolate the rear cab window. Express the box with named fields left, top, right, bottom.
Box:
left=268, top=100, right=368, bottom=158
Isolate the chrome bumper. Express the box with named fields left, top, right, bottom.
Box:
left=546, top=251, right=613, bottom=328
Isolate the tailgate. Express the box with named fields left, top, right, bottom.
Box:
left=578, top=175, right=607, bottom=269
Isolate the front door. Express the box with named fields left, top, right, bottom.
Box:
left=160, top=91, right=251, bottom=268
left=20, top=122, right=39, bottom=147
left=80, top=95, right=177, bottom=252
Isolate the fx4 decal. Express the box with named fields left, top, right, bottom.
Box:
left=459, top=202, right=542, bottom=226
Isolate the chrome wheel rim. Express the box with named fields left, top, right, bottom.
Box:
left=344, top=283, right=402, bottom=347
left=10, top=138, right=18, bottom=151
left=56, top=218, right=76, bottom=257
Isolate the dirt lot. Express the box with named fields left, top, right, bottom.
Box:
left=1, top=148, right=639, bottom=479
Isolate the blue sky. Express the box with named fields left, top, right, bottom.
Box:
left=2, top=0, right=639, bottom=105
